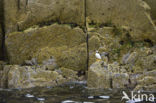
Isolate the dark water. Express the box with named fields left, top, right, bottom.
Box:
left=0, top=82, right=155, bottom=103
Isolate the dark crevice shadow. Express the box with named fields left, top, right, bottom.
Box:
left=84, top=0, right=89, bottom=71
left=0, top=0, right=6, bottom=61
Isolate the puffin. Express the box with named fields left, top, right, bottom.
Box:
left=95, top=50, right=102, bottom=61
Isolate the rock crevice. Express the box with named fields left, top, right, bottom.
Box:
left=0, top=0, right=6, bottom=60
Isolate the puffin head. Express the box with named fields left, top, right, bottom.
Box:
left=96, top=50, right=99, bottom=53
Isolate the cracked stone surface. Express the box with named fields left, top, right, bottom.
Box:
left=4, top=0, right=85, bottom=34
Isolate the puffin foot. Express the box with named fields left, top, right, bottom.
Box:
left=96, top=59, right=101, bottom=61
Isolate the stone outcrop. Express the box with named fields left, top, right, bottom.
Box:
left=87, top=61, right=130, bottom=89
left=88, top=25, right=156, bottom=70
left=5, top=24, right=87, bottom=71
left=4, top=0, right=85, bottom=34
left=122, top=46, right=156, bottom=73
left=0, top=65, right=81, bottom=89
left=86, top=0, right=156, bottom=43
left=88, top=46, right=156, bottom=89
left=87, top=61, right=112, bottom=89
left=134, top=70, right=156, bottom=91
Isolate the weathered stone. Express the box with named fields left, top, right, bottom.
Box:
left=138, top=76, right=156, bottom=86
left=1, top=65, right=79, bottom=88
left=144, top=70, right=156, bottom=77
left=4, top=0, right=85, bottom=34
left=129, top=73, right=142, bottom=89
left=0, top=65, right=11, bottom=88
left=0, top=61, right=6, bottom=88
left=112, top=73, right=129, bottom=88
left=60, top=67, right=78, bottom=80
left=144, top=0, right=156, bottom=20
left=122, top=52, right=138, bottom=64
left=133, top=47, right=156, bottom=72
left=86, top=0, right=156, bottom=43
left=42, top=56, right=57, bottom=71
left=87, top=61, right=131, bottom=89
left=119, top=47, right=156, bottom=73
left=87, top=61, right=112, bottom=89
left=88, top=26, right=132, bottom=66
left=133, top=69, right=156, bottom=91
left=5, top=24, right=87, bottom=71
left=134, top=76, right=156, bottom=91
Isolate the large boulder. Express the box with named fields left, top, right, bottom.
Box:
left=86, top=0, right=156, bottom=43
left=87, top=61, right=112, bottom=89
left=87, top=61, right=130, bottom=89
left=0, top=65, right=79, bottom=89
left=5, top=24, right=87, bottom=71
left=4, top=0, right=85, bottom=34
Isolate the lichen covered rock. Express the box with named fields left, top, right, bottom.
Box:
left=60, top=67, right=78, bottom=80
left=5, top=24, right=87, bottom=71
left=88, top=26, right=135, bottom=66
left=112, top=73, right=129, bottom=88
left=87, top=61, right=112, bottom=89
left=0, top=65, right=80, bottom=89
left=86, top=0, right=156, bottom=43
left=122, top=47, right=156, bottom=73
left=4, top=0, right=85, bottom=33
left=87, top=61, right=130, bottom=89
left=134, top=70, right=156, bottom=91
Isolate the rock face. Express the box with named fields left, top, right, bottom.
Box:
left=134, top=70, right=156, bottom=91
left=0, top=65, right=80, bottom=89
left=88, top=46, right=156, bottom=89
left=4, top=0, right=85, bottom=34
left=144, top=0, right=156, bottom=20
left=5, top=24, right=87, bottom=71
left=88, top=61, right=130, bottom=89
left=87, top=61, right=112, bottom=89
left=0, top=0, right=156, bottom=89
left=112, top=73, right=129, bottom=88
left=123, top=47, right=156, bottom=73
left=86, top=0, right=156, bottom=43
left=88, top=25, right=156, bottom=71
